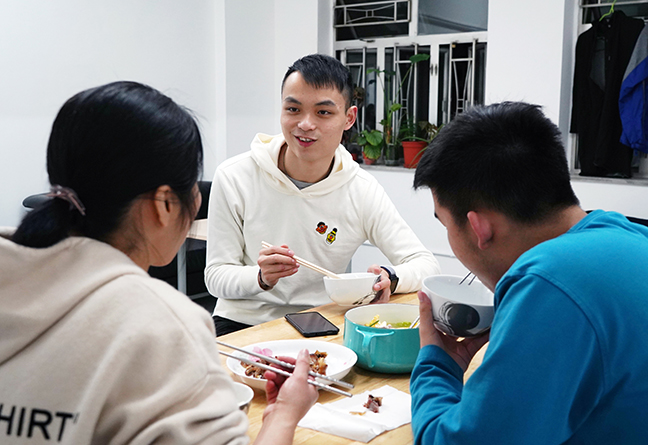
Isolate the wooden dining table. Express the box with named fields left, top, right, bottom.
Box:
left=217, top=291, right=486, bottom=444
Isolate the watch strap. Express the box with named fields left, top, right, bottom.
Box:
left=380, top=265, right=399, bottom=294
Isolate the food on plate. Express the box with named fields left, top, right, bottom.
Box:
left=365, top=315, right=412, bottom=329
left=239, top=348, right=328, bottom=379
left=363, top=394, right=383, bottom=413
left=240, top=346, right=273, bottom=378
left=243, top=359, right=269, bottom=378
left=309, top=350, right=328, bottom=375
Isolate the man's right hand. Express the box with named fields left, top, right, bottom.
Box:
left=257, top=244, right=300, bottom=289
left=418, top=291, right=489, bottom=372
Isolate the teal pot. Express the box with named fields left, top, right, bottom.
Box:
left=343, top=304, right=420, bottom=373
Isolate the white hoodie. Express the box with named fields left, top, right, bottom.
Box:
left=206, top=133, right=440, bottom=326
left=0, top=231, right=248, bottom=444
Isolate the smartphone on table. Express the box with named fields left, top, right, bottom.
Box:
left=284, top=312, right=339, bottom=337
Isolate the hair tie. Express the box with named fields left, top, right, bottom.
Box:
left=47, top=185, right=86, bottom=216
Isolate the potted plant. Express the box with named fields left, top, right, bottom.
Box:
left=365, top=53, right=430, bottom=165
left=400, top=119, right=440, bottom=168
left=356, top=129, right=383, bottom=164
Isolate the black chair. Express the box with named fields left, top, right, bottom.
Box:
left=22, top=193, right=51, bottom=209
left=626, top=216, right=648, bottom=227
left=148, top=181, right=216, bottom=313
left=22, top=184, right=217, bottom=314
left=584, top=210, right=648, bottom=228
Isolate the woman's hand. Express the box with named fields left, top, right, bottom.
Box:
left=262, top=349, right=319, bottom=424
left=257, top=244, right=299, bottom=289
left=255, top=349, right=318, bottom=445
left=418, top=291, right=489, bottom=372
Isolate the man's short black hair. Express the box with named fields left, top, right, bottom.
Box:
left=413, top=102, right=579, bottom=225
left=282, top=54, right=354, bottom=109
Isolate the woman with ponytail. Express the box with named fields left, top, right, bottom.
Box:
left=0, top=82, right=317, bottom=444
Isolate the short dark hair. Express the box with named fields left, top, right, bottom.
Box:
left=282, top=54, right=354, bottom=109
left=13, top=81, right=203, bottom=248
left=413, top=102, right=579, bottom=225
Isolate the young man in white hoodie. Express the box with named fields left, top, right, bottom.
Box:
left=206, top=54, right=440, bottom=335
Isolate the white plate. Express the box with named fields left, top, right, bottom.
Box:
left=225, top=339, right=357, bottom=390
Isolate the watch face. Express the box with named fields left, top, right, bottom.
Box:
left=390, top=278, right=398, bottom=293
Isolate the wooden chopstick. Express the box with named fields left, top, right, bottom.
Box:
left=217, top=340, right=354, bottom=389
left=261, top=241, right=341, bottom=279
left=218, top=350, right=353, bottom=398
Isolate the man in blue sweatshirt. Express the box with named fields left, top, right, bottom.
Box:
left=411, top=101, right=648, bottom=444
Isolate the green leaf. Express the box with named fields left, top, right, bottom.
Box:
left=364, top=143, right=382, bottom=159
left=365, top=130, right=383, bottom=146
left=390, top=103, right=403, bottom=112
left=409, top=54, right=430, bottom=64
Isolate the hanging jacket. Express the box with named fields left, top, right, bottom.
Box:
left=620, top=25, right=648, bottom=154
left=570, top=11, right=644, bottom=177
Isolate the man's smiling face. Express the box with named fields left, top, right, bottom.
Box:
left=280, top=72, right=356, bottom=166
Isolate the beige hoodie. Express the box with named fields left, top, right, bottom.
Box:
left=206, top=133, right=440, bottom=326
left=0, top=231, right=248, bottom=444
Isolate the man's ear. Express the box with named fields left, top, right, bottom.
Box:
left=345, top=105, right=358, bottom=130
left=467, top=210, right=493, bottom=250
left=151, top=185, right=174, bottom=227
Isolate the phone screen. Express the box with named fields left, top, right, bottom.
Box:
left=284, top=312, right=339, bottom=337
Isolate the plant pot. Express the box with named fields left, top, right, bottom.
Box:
left=402, top=141, right=428, bottom=169
left=363, top=153, right=378, bottom=165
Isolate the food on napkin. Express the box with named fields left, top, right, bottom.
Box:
left=298, top=385, right=411, bottom=443
left=363, top=394, right=383, bottom=413
left=350, top=394, right=383, bottom=415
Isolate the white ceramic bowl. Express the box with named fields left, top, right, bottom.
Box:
left=422, top=274, right=494, bottom=337
left=231, top=382, right=254, bottom=414
left=226, top=339, right=357, bottom=390
left=323, top=272, right=380, bottom=307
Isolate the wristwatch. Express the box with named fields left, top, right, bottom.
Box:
left=380, top=265, right=399, bottom=294
left=258, top=269, right=273, bottom=291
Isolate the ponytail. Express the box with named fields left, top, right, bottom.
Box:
left=13, top=199, right=79, bottom=248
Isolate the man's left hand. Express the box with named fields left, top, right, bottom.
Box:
left=367, top=264, right=391, bottom=303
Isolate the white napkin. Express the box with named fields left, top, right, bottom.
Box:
left=297, top=385, right=411, bottom=443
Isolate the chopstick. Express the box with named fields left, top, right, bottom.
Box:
left=217, top=340, right=354, bottom=389
left=459, top=271, right=477, bottom=285
left=261, top=241, right=341, bottom=279
left=218, top=350, right=353, bottom=398
left=410, top=315, right=420, bottom=329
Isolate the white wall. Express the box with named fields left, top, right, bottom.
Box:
left=223, top=0, right=319, bottom=161
left=0, top=0, right=219, bottom=227
left=350, top=167, right=469, bottom=277
left=486, top=0, right=569, bottom=123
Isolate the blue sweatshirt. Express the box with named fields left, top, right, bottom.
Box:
left=411, top=210, right=648, bottom=444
